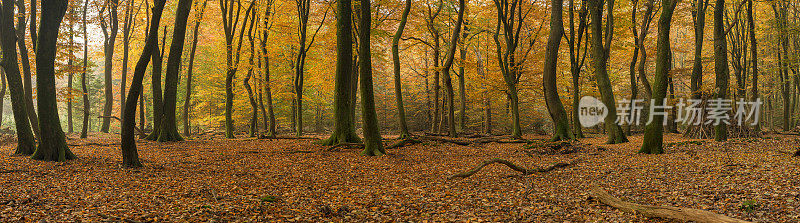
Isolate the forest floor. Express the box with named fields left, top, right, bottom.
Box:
left=1, top=132, right=799, bottom=222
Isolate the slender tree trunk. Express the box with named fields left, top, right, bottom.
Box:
left=31, top=0, right=76, bottom=161
left=0, top=68, right=5, bottom=128
left=122, top=0, right=167, bottom=168
left=440, top=0, right=465, bottom=138
left=81, top=0, right=89, bottom=138
left=713, top=0, right=729, bottom=141
left=457, top=19, right=468, bottom=133
left=321, top=0, right=360, bottom=145
left=15, top=0, right=41, bottom=138
left=747, top=0, right=759, bottom=133
left=640, top=0, right=677, bottom=154
left=544, top=0, right=573, bottom=141
left=0, top=0, right=36, bottom=155
left=261, top=5, right=276, bottom=137
left=67, top=24, right=74, bottom=133
left=392, top=0, right=412, bottom=139
left=245, top=13, right=258, bottom=137
left=101, top=0, right=119, bottom=133
left=589, top=0, right=627, bottom=144
left=183, top=1, right=206, bottom=137
left=145, top=28, right=166, bottom=140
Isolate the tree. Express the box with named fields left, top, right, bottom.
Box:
left=321, top=0, right=360, bottom=146
left=392, top=0, right=412, bottom=139
left=220, top=0, right=254, bottom=138
left=258, top=0, right=277, bottom=137
left=15, top=0, right=41, bottom=139
left=440, top=0, right=466, bottom=138
left=684, top=0, right=710, bottom=138
left=747, top=0, right=758, bottom=133
left=292, top=0, right=328, bottom=136
left=183, top=0, right=208, bottom=137
left=0, top=0, right=36, bottom=155
left=639, top=0, right=677, bottom=154
left=81, top=0, right=90, bottom=138
left=31, top=0, right=76, bottom=161
left=122, top=0, right=167, bottom=168
left=119, top=0, right=137, bottom=118
left=627, top=0, right=655, bottom=135
left=99, top=0, right=120, bottom=133
left=358, top=0, right=384, bottom=156
left=588, top=0, right=627, bottom=144
left=155, top=0, right=194, bottom=142
left=713, top=0, right=728, bottom=141
left=543, top=0, right=573, bottom=141
left=245, top=9, right=259, bottom=137
left=144, top=26, right=166, bottom=140
left=565, top=0, right=588, bottom=138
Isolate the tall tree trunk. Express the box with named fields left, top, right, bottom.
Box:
left=260, top=4, right=277, bottom=137
left=145, top=27, right=166, bottom=140
left=713, top=0, right=729, bottom=141
left=640, top=0, right=677, bottom=154
left=440, top=0, right=465, bottom=138
left=358, top=0, right=384, bottom=155
left=0, top=0, right=36, bottom=155
left=392, top=0, right=412, bottom=139
left=31, top=0, right=76, bottom=161
left=457, top=19, right=468, bottom=133
left=101, top=0, right=119, bottom=133
left=0, top=67, right=5, bottom=128
left=589, top=0, right=627, bottom=144
left=67, top=23, right=74, bottom=133
left=81, top=0, right=89, bottom=139
left=122, top=0, right=166, bottom=168
left=322, top=0, right=361, bottom=145
left=120, top=0, right=135, bottom=120
left=544, top=0, right=573, bottom=141
left=15, top=0, right=41, bottom=138
left=747, top=0, right=759, bottom=133
left=566, top=0, right=588, bottom=138
left=245, top=13, right=258, bottom=137
left=156, top=0, right=193, bottom=142
left=183, top=0, right=207, bottom=137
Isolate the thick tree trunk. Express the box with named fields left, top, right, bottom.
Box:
left=31, top=0, right=76, bottom=162
left=392, top=0, right=412, bottom=139
left=321, top=0, right=361, bottom=146
left=121, top=0, right=167, bottom=168
left=156, top=0, right=193, bottom=142
left=640, top=0, right=676, bottom=154
left=0, top=0, right=36, bottom=155
left=358, top=0, right=385, bottom=156
left=543, top=0, right=573, bottom=141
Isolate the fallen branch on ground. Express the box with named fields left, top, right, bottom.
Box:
left=588, top=185, right=752, bottom=223
left=448, top=158, right=578, bottom=179
left=68, top=142, right=121, bottom=147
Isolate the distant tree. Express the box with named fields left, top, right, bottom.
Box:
left=439, top=0, right=466, bottom=138
left=99, top=0, right=120, bottom=133
left=183, top=0, right=208, bottom=137
left=81, top=0, right=90, bottom=138
left=392, top=0, right=412, bottom=139
left=219, top=0, right=255, bottom=138
left=565, top=0, right=589, bottom=138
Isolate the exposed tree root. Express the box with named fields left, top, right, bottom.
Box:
left=588, top=185, right=751, bottom=223
left=418, top=135, right=472, bottom=146
left=448, top=158, right=578, bottom=179
left=327, top=143, right=365, bottom=151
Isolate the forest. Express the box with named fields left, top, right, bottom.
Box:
left=0, top=0, right=799, bottom=221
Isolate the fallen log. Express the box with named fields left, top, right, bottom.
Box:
left=385, top=138, right=421, bottom=150
left=588, top=185, right=752, bottom=223
left=448, top=158, right=577, bottom=179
